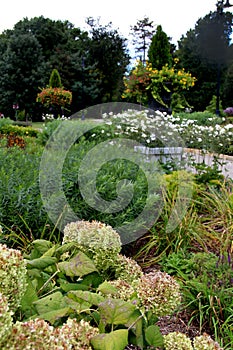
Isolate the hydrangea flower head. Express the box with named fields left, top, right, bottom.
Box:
left=62, top=220, right=122, bottom=272
left=0, top=292, right=13, bottom=347
left=136, top=270, right=181, bottom=317
left=164, top=332, right=193, bottom=350
left=0, top=244, right=27, bottom=311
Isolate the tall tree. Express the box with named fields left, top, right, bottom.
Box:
left=0, top=32, right=47, bottom=118
left=148, top=25, right=173, bottom=69
left=86, top=17, right=130, bottom=103
left=130, top=16, right=156, bottom=64
left=177, top=8, right=233, bottom=111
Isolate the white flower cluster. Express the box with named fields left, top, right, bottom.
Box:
left=136, top=270, right=181, bottom=317
left=0, top=244, right=27, bottom=312
left=164, top=332, right=223, bottom=350
left=103, top=109, right=181, bottom=148
left=42, top=113, right=54, bottom=121
left=114, top=254, right=143, bottom=282
left=62, top=220, right=122, bottom=272
left=0, top=293, right=13, bottom=348
left=102, top=109, right=233, bottom=154
left=2, top=318, right=98, bottom=350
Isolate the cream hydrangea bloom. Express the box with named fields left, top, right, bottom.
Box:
left=0, top=244, right=27, bottom=312
left=164, top=332, right=193, bottom=350
left=0, top=293, right=13, bottom=347
left=136, top=270, right=181, bottom=317
left=62, top=220, right=122, bottom=272
left=193, top=333, right=223, bottom=350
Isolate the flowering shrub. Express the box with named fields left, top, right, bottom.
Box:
left=0, top=244, right=27, bottom=312
left=0, top=293, right=13, bottom=347
left=2, top=318, right=98, bottom=350
left=163, top=331, right=193, bottom=350
left=103, top=109, right=233, bottom=154
left=99, top=279, right=136, bottom=302
left=59, top=318, right=99, bottom=349
left=62, top=220, right=122, bottom=272
left=136, top=271, right=181, bottom=317
left=163, top=331, right=223, bottom=350
left=193, top=333, right=223, bottom=350
left=103, top=108, right=183, bottom=148
left=114, top=254, right=143, bottom=282
left=122, top=60, right=196, bottom=109
left=36, top=87, right=72, bottom=108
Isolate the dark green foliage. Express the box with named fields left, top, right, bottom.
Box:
left=0, top=16, right=130, bottom=118
left=148, top=25, right=173, bottom=69
left=222, top=60, right=233, bottom=107
left=86, top=17, right=130, bottom=103
left=0, top=32, right=47, bottom=119
left=177, top=10, right=233, bottom=111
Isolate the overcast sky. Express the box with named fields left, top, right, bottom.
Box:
left=0, top=0, right=225, bottom=46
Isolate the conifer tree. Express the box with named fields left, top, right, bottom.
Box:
left=49, top=68, right=62, bottom=88
left=148, top=25, right=173, bottom=69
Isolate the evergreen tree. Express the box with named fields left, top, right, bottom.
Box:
left=49, top=69, right=62, bottom=88
left=148, top=25, right=173, bottom=69
left=177, top=8, right=233, bottom=111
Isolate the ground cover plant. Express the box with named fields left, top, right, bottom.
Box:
left=0, top=109, right=233, bottom=348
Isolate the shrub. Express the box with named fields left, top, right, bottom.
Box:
left=0, top=244, right=27, bottom=312
left=163, top=331, right=193, bottom=350
left=163, top=332, right=223, bottom=350
left=62, top=220, right=122, bottom=273
left=0, top=293, right=13, bottom=347
left=114, top=254, right=143, bottom=282
left=136, top=270, right=181, bottom=317
left=0, top=124, right=39, bottom=137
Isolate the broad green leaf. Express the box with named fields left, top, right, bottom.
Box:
left=55, top=242, right=77, bottom=255
left=97, top=281, right=118, bottom=295
left=59, top=281, right=89, bottom=292
left=33, top=291, right=66, bottom=315
left=36, top=307, right=71, bottom=325
left=67, top=290, right=105, bottom=306
left=64, top=295, right=90, bottom=312
left=26, top=256, right=57, bottom=269
left=20, top=276, right=38, bottom=318
left=41, top=245, right=57, bottom=257
left=58, top=251, right=97, bottom=277
left=145, top=325, right=164, bottom=347
left=91, top=329, right=128, bottom=350
left=99, top=298, right=136, bottom=326
left=30, top=239, right=53, bottom=258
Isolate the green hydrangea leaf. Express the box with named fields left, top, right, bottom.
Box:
left=33, top=291, right=67, bottom=315
left=145, top=325, right=164, bottom=347
left=36, top=307, right=71, bottom=325
left=58, top=251, right=98, bottom=277
left=91, top=329, right=128, bottom=350
left=97, top=281, right=118, bottom=295
left=67, top=290, right=105, bottom=306
left=26, top=256, right=57, bottom=269
left=59, top=281, right=89, bottom=292
left=19, top=276, right=38, bottom=319
left=30, top=239, right=53, bottom=258
left=99, top=298, right=136, bottom=326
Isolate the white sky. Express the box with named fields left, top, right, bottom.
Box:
left=0, top=0, right=222, bottom=47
